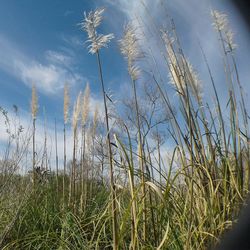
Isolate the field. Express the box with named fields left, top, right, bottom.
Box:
left=0, top=3, right=249, bottom=250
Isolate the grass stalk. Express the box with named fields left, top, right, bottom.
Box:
left=96, top=50, right=119, bottom=249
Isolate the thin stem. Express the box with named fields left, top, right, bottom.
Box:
left=96, top=50, right=118, bottom=249
left=55, top=118, right=59, bottom=196
left=131, top=77, right=147, bottom=241
left=32, top=118, right=36, bottom=187
left=63, top=122, right=66, bottom=210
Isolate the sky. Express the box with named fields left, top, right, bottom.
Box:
left=0, top=0, right=249, bottom=169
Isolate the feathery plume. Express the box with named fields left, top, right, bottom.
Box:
left=225, top=29, right=236, bottom=51
left=185, top=60, right=202, bottom=101
left=120, top=23, right=142, bottom=80
left=130, top=65, right=141, bottom=81
left=211, top=10, right=237, bottom=51
left=64, top=84, right=70, bottom=124
left=81, top=83, right=90, bottom=127
left=162, top=31, right=184, bottom=93
left=211, top=10, right=228, bottom=31
left=92, top=106, right=99, bottom=136
left=120, top=24, right=141, bottom=62
left=162, top=31, right=202, bottom=99
left=80, top=7, right=114, bottom=54
left=31, top=85, right=38, bottom=119
left=72, top=92, right=82, bottom=130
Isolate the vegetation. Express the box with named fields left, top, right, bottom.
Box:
left=0, top=5, right=249, bottom=250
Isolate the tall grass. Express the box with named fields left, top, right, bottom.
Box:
left=80, top=83, right=90, bottom=212
left=63, top=84, right=70, bottom=209
left=31, top=85, right=38, bottom=187
left=0, top=5, right=249, bottom=250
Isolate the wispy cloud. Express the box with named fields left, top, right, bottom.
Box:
left=16, top=60, right=82, bottom=94
left=104, top=0, right=246, bottom=102
left=45, top=50, right=73, bottom=66
left=61, top=34, right=82, bottom=49
left=64, top=10, right=74, bottom=17
left=0, top=35, right=84, bottom=95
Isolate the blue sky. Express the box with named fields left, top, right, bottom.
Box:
left=0, top=0, right=249, bottom=164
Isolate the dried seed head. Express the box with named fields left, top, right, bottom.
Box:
left=86, top=127, right=92, bottom=152
left=81, top=82, right=90, bottom=126
left=120, top=24, right=141, bottom=63
left=120, top=23, right=142, bottom=80
left=185, top=60, right=202, bottom=101
left=92, top=106, right=99, bottom=136
left=72, top=92, right=82, bottom=130
left=31, top=85, right=38, bottom=119
left=130, top=65, right=141, bottom=81
left=162, top=31, right=202, bottom=100
left=211, top=10, right=237, bottom=51
left=80, top=8, right=114, bottom=54
left=211, top=10, right=228, bottom=31
left=225, top=29, right=237, bottom=51
left=162, top=31, right=184, bottom=93
left=64, top=84, right=70, bottom=124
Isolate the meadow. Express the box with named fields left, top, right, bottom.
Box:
left=0, top=5, right=249, bottom=250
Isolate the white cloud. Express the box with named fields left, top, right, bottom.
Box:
left=45, top=50, right=73, bottom=66
left=89, top=96, right=104, bottom=115
left=61, top=35, right=82, bottom=48
left=0, top=35, right=83, bottom=95
left=15, top=60, right=82, bottom=94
